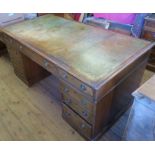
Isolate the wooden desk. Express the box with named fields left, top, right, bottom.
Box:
left=123, top=74, right=155, bottom=140
left=0, top=15, right=154, bottom=140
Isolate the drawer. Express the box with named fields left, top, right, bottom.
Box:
left=148, top=58, right=155, bottom=64
left=62, top=94, right=94, bottom=124
left=61, top=88, right=94, bottom=124
left=147, top=63, right=155, bottom=72
left=7, top=46, right=22, bottom=60
left=59, top=69, right=93, bottom=97
left=15, top=41, right=58, bottom=76
left=7, top=47, right=27, bottom=77
left=142, top=30, right=155, bottom=41
left=62, top=104, right=92, bottom=139
left=60, top=81, right=94, bottom=104
left=7, top=47, right=24, bottom=67
left=145, top=20, right=155, bottom=30
left=150, top=52, right=155, bottom=58
left=3, top=34, right=15, bottom=46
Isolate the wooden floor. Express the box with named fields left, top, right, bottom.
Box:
left=0, top=54, right=154, bottom=141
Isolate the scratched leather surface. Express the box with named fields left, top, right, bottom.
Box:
left=3, top=15, right=152, bottom=86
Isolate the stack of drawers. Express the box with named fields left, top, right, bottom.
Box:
left=142, top=14, right=155, bottom=72
left=59, top=72, right=95, bottom=139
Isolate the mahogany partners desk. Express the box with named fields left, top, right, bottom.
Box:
left=0, top=15, right=154, bottom=140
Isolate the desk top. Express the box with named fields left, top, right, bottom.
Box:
left=2, top=15, right=154, bottom=88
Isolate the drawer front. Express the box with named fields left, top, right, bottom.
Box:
left=150, top=51, right=155, bottom=58
left=15, top=41, right=58, bottom=76
left=62, top=94, right=94, bottom=124
left=142, top=30, right=155, bottom=41
left=7, top=46, right=26, bottom=72
left=62, top=104, right=92, bottom=139
left=148, top=47, right=155, bottom=61
left=7, top=46, right=23, bottom=62
left=145, top=20, right=155, bottom=30
left=3, top=34, right=13, bottom=45
left=59, top=69, right=93, bottom=97
left=3, top=34, right=15, bottom=48
left=148, top=58, right=155, bottom=64
left=60, top=81, right=94, bottom=108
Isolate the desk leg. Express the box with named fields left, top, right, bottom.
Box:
left=7, top=47, right=50, bottom=86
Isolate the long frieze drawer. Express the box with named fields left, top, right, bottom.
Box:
left=62, top=104, right=92, bottom=139
left=14, top=41, right=58, bottom=76
left=59, top=69, right=93, bottom=97
left=62, top=93, right=94, bottom=124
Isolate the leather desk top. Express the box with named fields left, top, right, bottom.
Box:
left=1, top=15, right=154, bottom=89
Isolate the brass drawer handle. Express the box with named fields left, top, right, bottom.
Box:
left=19, top=45, right=23, bottom=50
left=43, top=60, right=49, bottom=67
left=80, top=99, right=87, bottom=105
left=63, top=73, right=68, bottom=79
left=64, top=87, right=69, bottom=93
left=82, top=111, right=88, bottom=118
left=80, top=123, right=85, bottom=129
left=64, top=98, right=72, bottom=105
left=80, top=84, right=87, bottom=91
